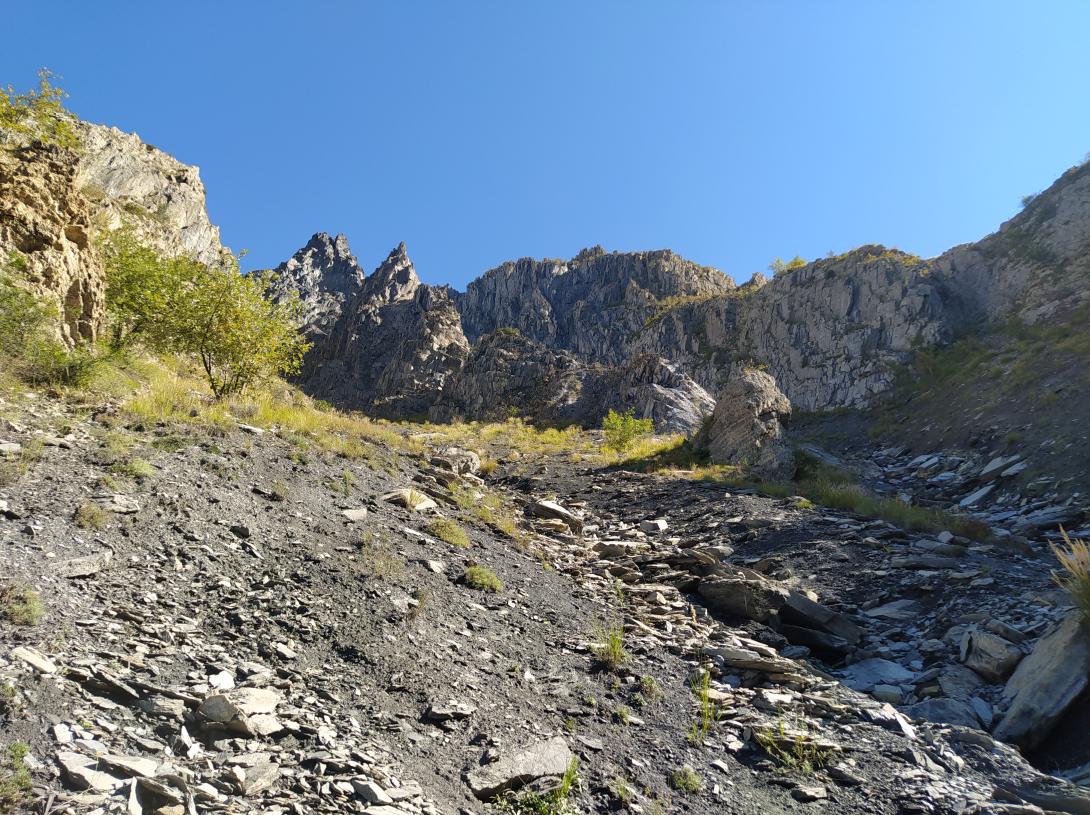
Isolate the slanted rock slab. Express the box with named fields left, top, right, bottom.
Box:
left=465, top=736, right=573, bottom=800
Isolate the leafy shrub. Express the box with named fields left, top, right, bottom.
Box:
left=464, top=565, right=503, bottom=592
left=0, top=70, right=80, bottom=149
left=0, top=742, right=32, bottom=812
left=1052, top=527, right=1090, bottom=622
left=100, top=231, right=310, bottom=398
left=602, top=409, right=653, bottom=453
left=495, top=757, right=579, bottom=815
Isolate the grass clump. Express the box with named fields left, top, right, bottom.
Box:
left=464, top=565, right=503, bottom=593
left=0, top=742, right=32, bottom=813
left=74, top=502, right=108, bottom=531
left=753, top=714, right=833, bottom=775
left=1052, top=527, right=1090, bottom=622
left=428, top=518, right=471, bottom=548
left=602, top=409, right=654, bottom=453
left=591, top=623, right=628, bottom=672
left=668, top=766, right=702, bottom=794
left=359, top=535, right=406, bottom=581
left=109, top=457, right=155, bottom=480
left=1, top=585, right=44, bottom=626
left=688, top=669, right=721, bottom=745
left=495, top=757, right=579, bottom=815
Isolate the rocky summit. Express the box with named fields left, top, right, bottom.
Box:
left=3, top=81, right=1090, bottom=815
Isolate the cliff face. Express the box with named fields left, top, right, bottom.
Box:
left=76, top=123, right=225, bottom=265
left=294, top=243, right=470, bottom=418
left=0, top=119, right=226, bottom=347
left=428, top=331, right=713, bottom=433
left=459, top=246, right=735, bottom=363
left=0, top=142, right=105, bottom=344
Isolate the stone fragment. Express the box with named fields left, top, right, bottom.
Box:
left=94, top=493, right=140, bottom=513
left=198, top=687, right=283, bottom=737
left=11, top=646, right=57, bottom=674
left=342, top=508, right=369, bottom=521
left=639, top=518, right=668, bottom=533
left=353, top=780, right=394, bottom=805
left=904, top=698, right=981, bottom=729
left=465, top=737, right=573, bottom=800
left=698, top=573, right=789, bottom=623
left=782, top=591, right=862, bottom=644
left=840, top=658, right=914, bottom=692
left=528, top=500, right=582, bottom=534
left=430, top=447, right=481, bottom=474
left=57, top=750, right=124, bottom=792
left=960, top=629, right=1023, bottom=683
left=56, top=550, right=112, bottom=578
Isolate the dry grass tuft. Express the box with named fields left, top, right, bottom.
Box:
left=1052, top=527, right=1090, bottom=622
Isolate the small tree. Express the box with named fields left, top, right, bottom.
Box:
left=769, top=256, right=807, bottom=276
left=602, top=408, right=654, bottom=452
left=0, top=69, right=80, bottom=150
left=167, top=259, right=309, bottom=398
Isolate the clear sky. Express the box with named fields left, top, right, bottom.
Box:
left=5, top=1, right=1090, bottom=287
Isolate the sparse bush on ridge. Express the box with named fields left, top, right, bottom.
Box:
left=1, top=585, right=44, bottom=626
left=0, top=69, right=80, bottom=150
left=463, top=565, right=503, bottom=592
left=428, top=517, right=470, bottom=548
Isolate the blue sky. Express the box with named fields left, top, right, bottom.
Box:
left=5, top=2, right=1090, bottom=287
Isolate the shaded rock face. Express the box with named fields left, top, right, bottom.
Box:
left=266, top=232, right=364, bottom=339
left=699, top=368, right=794, bottom=480
left=76, top=123, right=225, bottom=265
left=428, top=332, right=713, bottom=433
left=459, top=246, right=736, bottom=364
left=299, top=243, right=469, bottom=418
left=0, top=142, right=104, bottom=344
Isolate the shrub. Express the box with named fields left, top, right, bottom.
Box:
left=464, top=565, right=503, bottom=592
left=1, top=585, right=44, bottom=625
left=100, top=232, right=309, bottom=397
left=0, top=69, right=80, bottom=149
left=769, top=255, right=806, bottom=276
left=0, top=273, right=53, bottom=357
left=428, top=518, right=470, bottom=548
left=495, top=757, right=578, bottom=815
left=669, top=766, right=701, bottom=794
left=602, top=409, right=653, bottom=453
left=592, top=623, right=628, bottom=672
left=1052, top=527, right=1090, bottom=622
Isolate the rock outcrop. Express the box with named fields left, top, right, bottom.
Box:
left=458, top=246, right=735, bottom=363
left=265, top=232, right=364, bottom=339
left=429, top=331, right=713, bottom=433
left=0, top=142, right=104, bottom=344
left=295, top=242, right=469, bottom=417
left=698, top=368, right=794, bottom=480
left=76, top=123, right=225, bottom=265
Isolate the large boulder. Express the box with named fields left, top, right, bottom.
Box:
left=993, top=613, right=1090, bottom=749
left=699, top=368, right=794, bottom=480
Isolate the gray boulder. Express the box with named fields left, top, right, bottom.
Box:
left=698, top=368, right=794, bottom=480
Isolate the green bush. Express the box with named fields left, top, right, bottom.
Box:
left=0, top=69, right=80, bottom=149
left=100, top=231, right=310, bottom=398
left=602, top=409, right=654, bottom=452
left=769, top=255, right=807, bottom=276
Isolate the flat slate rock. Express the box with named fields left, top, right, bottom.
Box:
left=465, top=736, right=572, bottom=800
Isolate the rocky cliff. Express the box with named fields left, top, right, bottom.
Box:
left=458, top=246, right=735, bottom=363
left=429, top=331, right=713, bottom=433
left=76, top=123, right=225, bottom=265
left=290, top=242, right=470, bottom=418
left=265, top=232, right=365, bottom=339
left=0, top=141, right=104, bottom=344
left=0, top=119, right=226, bottom=347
